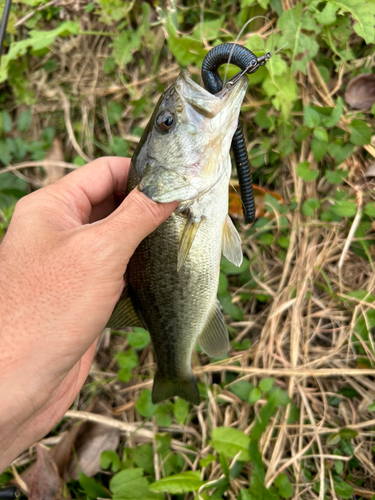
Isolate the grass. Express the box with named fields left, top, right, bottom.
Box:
left=1, top=0, right=375, bottom=499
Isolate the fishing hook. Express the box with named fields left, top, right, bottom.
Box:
left=202, top=43, right=271, bottom=223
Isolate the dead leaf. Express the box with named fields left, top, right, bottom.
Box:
left=29, top=444, right=71, bottom=500
left=229, top=183, right=284, bottom=219
left=42, top=137, right=65, bottom=186
left=345, top=74, right=375, bottom=109
left=65, top=404, right=120, bottom=480
left=364, top=162, right=375, bottom=178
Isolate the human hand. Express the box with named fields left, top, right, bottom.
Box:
left=0, top=157, right=178, bottom=471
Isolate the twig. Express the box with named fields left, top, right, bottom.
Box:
left=57, top=88, right=92, bottom=162
left=15, top=0, right=60, bottom=28
left=0, top=160, right=77, bottom=176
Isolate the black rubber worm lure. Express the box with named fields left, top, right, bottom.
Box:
left=202, top=43, right=271, bottom=223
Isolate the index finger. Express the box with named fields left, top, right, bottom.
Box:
left=51, top=157, right=131, bottom=224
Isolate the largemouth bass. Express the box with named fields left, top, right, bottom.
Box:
left=108, top=70, right=248, bottom=405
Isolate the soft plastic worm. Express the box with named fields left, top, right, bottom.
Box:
left=202, top=43, right=258, bottom=223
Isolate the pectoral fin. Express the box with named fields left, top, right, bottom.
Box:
left=177, top=218, right=202, bottom=271
left=197, top=301, right=229, bottom=357
left=106, top=287, right=143, bottom=329
left=222, top=215, right=243, bottom=267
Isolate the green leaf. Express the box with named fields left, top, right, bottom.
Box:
left=248, top=387, right=262, bottom=404
left=219, top=452, right=230, bottom=479
left=302, top=198, right=320, bottom=216
left=325, top=169, right=348, bottom=184
left=149, top=471, right=205, bottom=493
left=365, top=203, right=375, bottom=218
left=255, top=109, right=272, bottom=129
left=135, top=389, right=158, bottom=417
left=174, top=398, right=189, bottom=425
left=228, top=380, right=253, bottom=401
left=0, top=139, right=11, bottom=165
left=297, top=161, right=319, bottom=181
left=221, top=256, right=250, bottom=275
left=0, top=22, right=80, bottom=82
left=339, top=428, right=358, bottom=440
left=350, top=119, right=372, bottom=146
left=218, top=273, right=228, bottom=295
left=101, top=450, right=120, bottom=472
left=251, top=389, right=287, bottom=440
left=277, top=236, right=289, bottom=249
left=110, top=468, right=155, bottom=499
left=218, top=293, right=243, bottom=321
left=262, top=71, right=298, bottom=118
left=245, top=33, right=265, bottom=52
left=328, top=0, right=375, bottom=44
left=334, top=481, right=354, bottom=499
left=277, top=4, right=320, bottom=74
left=200, top=454, right=216, bottom=467
left=128, top=328, right=150, bottom=349
left=166, top=19, right=206, bottom=66
left=191, top=17, right=224, bottom=41
left=107, top=101, right=123, bottom=125
left=259, top=378, right=275, bottom=392
left=79, top=472, right=110, bottom=498
left=134, top=444, right=154, bottom=475
left=311, top=138, right=328, bottom=162
left=212, top=427, right=250, bottom=461
left=322, top=98, right=343, bottom=128
left=331, top=200, right=357, bottom=218
left=304, top=106, right=320, bottom=128
left=368, top=402, right=375, bottom=411
left=309, top=0, right=339, bottom=25
left=275, top=474, right=293, bottom=498
left=17, top=110, right=31, bottom=132
left=154, top=405, right=172, bottom=426
left=329, top=142, right=354, bottom=164
left=327, top=433, right=341, bottom=446
left=0, top=111, right=12, bottom=133
left=313, top=127, right=329, bottom=143
left=117, top=349, right=138, bottom=382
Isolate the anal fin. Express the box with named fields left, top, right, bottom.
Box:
left=177, top=217, right=202, bottom=271
left=197, top=301, right=229, bottom=358
left=106, top=286, right=143, bottom=329
left=222, top=214, right=243, bottom=267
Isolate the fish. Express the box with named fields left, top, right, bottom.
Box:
left=107, top=69, right=248, bottom=405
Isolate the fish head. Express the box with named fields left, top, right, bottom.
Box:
left=135, top=70, right=248, bottom=203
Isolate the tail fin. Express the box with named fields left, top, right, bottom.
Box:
left=152, top=372, right=200, bottom=405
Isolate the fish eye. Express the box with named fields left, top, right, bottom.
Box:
left=156, top=111, right=176, bottom=133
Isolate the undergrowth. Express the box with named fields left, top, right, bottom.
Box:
left=1, top=0, right=375, bottom=499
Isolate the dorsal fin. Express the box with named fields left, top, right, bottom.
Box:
left=107, top=286, right=143, bottom=329
left=222, top=215, right=243, bottom=267
left=197, top=301, right=229, bottom=358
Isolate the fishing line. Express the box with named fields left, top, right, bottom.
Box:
left=0, top=0, right=12, bottom=59
left=223, top=15, right=275, bottom=85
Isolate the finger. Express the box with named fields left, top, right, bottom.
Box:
left=97, top=187, right=179, bottom=260
left=50, top=157, right=131, bottom=224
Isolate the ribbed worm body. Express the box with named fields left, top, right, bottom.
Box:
left=202, top=43, right=258, bottom=223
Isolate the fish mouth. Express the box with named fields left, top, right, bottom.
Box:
left=176, top=70, right=248, bottom=119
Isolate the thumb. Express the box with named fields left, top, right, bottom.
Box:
left=97, top=186, right=179, bottom=261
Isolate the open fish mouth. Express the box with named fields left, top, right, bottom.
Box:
left=138, top=70, right=248, bottom=204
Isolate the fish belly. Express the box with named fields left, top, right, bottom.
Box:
left=127, top=169, right=228, bottom=404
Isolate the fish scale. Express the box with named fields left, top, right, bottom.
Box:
left=107, top=70, right=248, bottom=404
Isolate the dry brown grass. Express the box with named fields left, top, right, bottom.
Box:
left=4, top=2, right=375, bottom=498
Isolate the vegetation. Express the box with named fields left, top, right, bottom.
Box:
left=1, top=0, right=375, bottom=499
